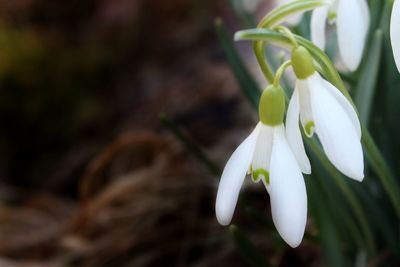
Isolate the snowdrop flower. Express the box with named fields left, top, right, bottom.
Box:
left=391, top=0, right=400, bottom=73
left=287, top=46, right=364, bottom=181
left=311, top=0, right=370, bottom=71
left=216, top=85, right=307, bottom=248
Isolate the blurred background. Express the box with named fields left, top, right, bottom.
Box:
left=0, top=0, right=398, bottom=267
left=0, top=0, right=302, bottom=266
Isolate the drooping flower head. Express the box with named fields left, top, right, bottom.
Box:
left=287, top=46, right=364, bottom=181
left=311, top=0, right=370, bottom=71
left=216, top=84, right=307, bottom=248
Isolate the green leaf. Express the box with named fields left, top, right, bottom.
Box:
left=306, top=138, right=376, bottom=256
left=306, top=171, right=348, bottom=267
left=355, top=29, right=383, bottom=126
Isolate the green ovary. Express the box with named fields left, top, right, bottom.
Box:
left=291, top=46, right=316, bottom=80
left=259, top=85, right=285, bottom=126
left=328, top=11, right=337, bottom=23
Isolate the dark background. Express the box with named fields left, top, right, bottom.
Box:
left=0, top=1, right=323, bottom=266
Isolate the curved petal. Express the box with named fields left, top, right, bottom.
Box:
left=311, top=6, right=329, bottom=50
left=337, top=0, right=369, bottom=71
left=391, top=0, right=400, bottom=73
left=286, top=88, right=311, bottom=174
left=215, top=124, right=260, bottom=225
left=269, top=125, right=307, bottom=248
left=321, top=75, right=362, bottom=138
left=357, top=0, right=370, bottom=28
left=308, top=74, right=364, bottom=181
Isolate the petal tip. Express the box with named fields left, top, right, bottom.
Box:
left=286, top=237, right=302, bottom=248
left=215, top=205, right=233, bottom=226
left=277, top=224, right=305, bottom=248
left=350, top=172, right=365, bottom=182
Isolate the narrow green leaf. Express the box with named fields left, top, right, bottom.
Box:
left=306, top=171, right=347, bottom=267
left=306, top=138, right=376, bottom=256
left=309, top=158, right=366, bottom=252
left=362, top=127, right=400, bottom=217
left=355, top=29, right=383, bottom=125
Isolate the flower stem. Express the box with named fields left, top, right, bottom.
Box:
left=253, top=41, right=274, bottom=83
left=273, top=60, right=292, bottom=87
left=274, top=25, right=298, bottom=48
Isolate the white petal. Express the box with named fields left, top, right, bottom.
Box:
left=391, top=0, right=400, bottom=73
left=215, top=124, right=260, bottom=225
left=311, top=6, right=329, bottom=50
left=337, top=0, right=369, bottom=71
left=251, top=123, right=274, bottom=181
left=321, top=76, right=362, bottom=138
left=357, top=0, right=370, bottom=28
left=297, top=79, right=316, bottom=137
left=286, top=88, right=311, bottom=174
left=308, top=74, right=364, bottom=181
left=269, top=125, right=307, bottom=248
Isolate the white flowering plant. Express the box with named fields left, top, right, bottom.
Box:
left=214, top=0, right=400, bottom=266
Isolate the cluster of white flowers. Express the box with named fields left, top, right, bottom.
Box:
left=311, top=0, right=369, bottom=71
left=214, top=0, right=400, bottom=248
left=216, top=45, right=364, bottom=248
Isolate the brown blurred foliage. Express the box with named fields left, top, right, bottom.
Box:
left=0, top=0, right=322, bottom=266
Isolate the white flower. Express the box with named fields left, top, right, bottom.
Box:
left=286, top=71, right=364, bottom=181
left=391, top=0, right=400, bottom=73
left=311, top=0, right=370, bottom=71
left=215, top=122, right=307, bottom=248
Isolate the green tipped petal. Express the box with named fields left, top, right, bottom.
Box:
left=305, top=121, right=315, bottom=137
left=252, top=168, right=270, bottom=184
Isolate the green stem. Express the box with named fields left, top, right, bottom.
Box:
left=253, top=41, right=274, bottom=83
left=273, top=60, right=292, bottom=87
left=252, top=0, right=325, bottom=84
left=274, top=25, right=299, bottom=48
